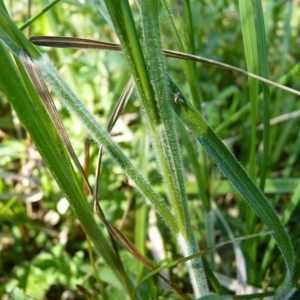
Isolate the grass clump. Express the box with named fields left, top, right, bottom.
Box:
left=0, top=0, right=299, bottom=299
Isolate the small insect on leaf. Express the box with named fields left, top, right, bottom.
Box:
left=173, top=91, right=183, bottom=104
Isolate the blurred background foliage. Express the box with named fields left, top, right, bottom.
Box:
left=0, top=0, right=300, bottom=299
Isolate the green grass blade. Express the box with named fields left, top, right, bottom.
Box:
left=0, top=0, right=176, bottom=232
left=135, top=135, right=150, bottom=280
left=0, top=5, right=179, bottom=284
left=101, top=0, right=209, bottom=296
left=168, top=79, right=295, bottom=296
left=239, top=0, right=267, bottom=281
left=262, top=179, right=300, bottom=277
left=36, top=54, right=177, bottom=233
left=101, top=1, right=161, bottom=127
left=239, top=0, right=259, bottom=180
left=0, top=40, right=134, bottom=295
left=252, top=1, right=270, bottom=191
left=0, top=3, right=39, bottom=58
left=20, top=0, right=62, bottom=31
left=162, top=0, right=211, bottom=213
left=140, top=1, right=208, bottom=296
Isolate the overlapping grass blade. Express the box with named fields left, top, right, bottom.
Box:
left=251, top=1, right=270, bottom=190
left=168, top=79, right=295, bottom=298
left=0, top=3, right=181, bottom=296
left=101, top=0, right=209, bottom=296
left=0, top=1, right=176, bottom=234
left=29, top=36, right=300, bottom=97
left=141, top=1, right=209, bottom=296
left=0, top=41, right=134, bottom=295
left=239, top=0, right=266, bottom=283
left=161, top=0, right=211, bottom=217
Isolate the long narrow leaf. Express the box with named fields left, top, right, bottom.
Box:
left=0, top=40, right=134, bottom=295
left=168, top=79, right=295, bottom=296
left=140, top=0, right=208, bottom=297
left=30, top=36, right=300, bottom=97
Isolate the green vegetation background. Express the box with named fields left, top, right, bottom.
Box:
left=0, top=0, right=300, bottom=299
